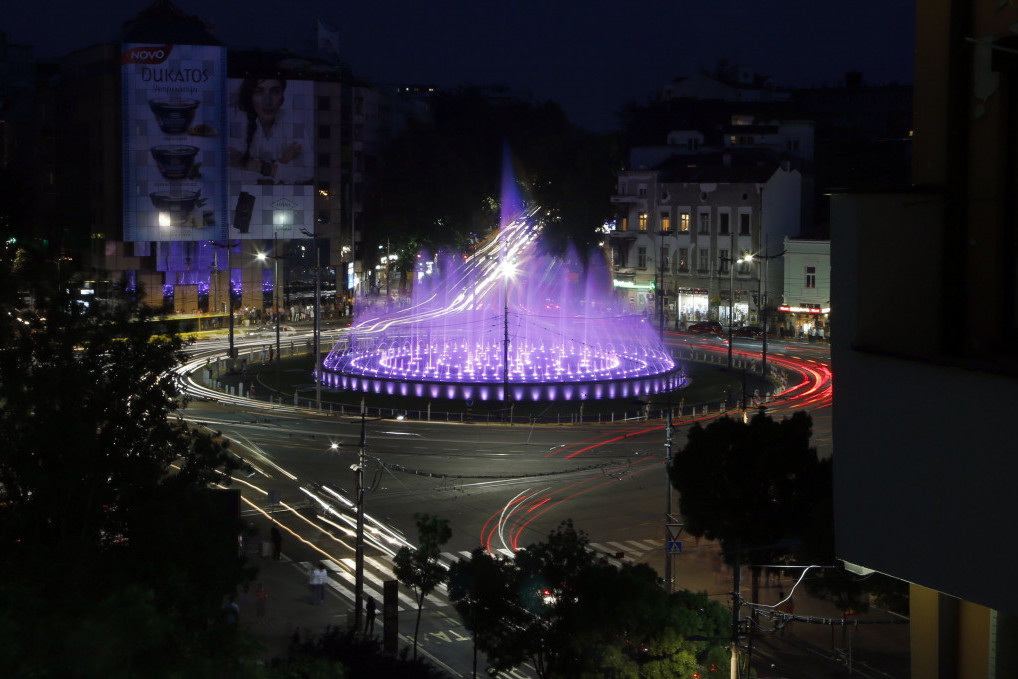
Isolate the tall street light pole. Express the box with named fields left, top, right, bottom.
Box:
left=301, top=227, right=322, bottom=408
left=744, top=237, right=784, bottom=379
left=256, top=237, right=283, bottom=388
left=331, top=412, right=369, bottom=632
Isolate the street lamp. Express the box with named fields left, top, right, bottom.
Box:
left=300, top=227, right=322, bottom=408
left=256, top=233, right=282, bottom=389
left=330, top=411, right=372, bottom=631
left=741, top=237, right=784, bottom=378
left=721, top=248, right=753, bottom=371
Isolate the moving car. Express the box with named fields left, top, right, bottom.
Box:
left=686, top=321, right=723, bottom=335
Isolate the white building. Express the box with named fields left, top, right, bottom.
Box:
left=780, top=237, right=830, bottom=339
left=609, top=146, right=803, bottom=329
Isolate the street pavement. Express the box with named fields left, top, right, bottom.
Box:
left=233, top=513, right=909, bottom=678
left=203, top=328, right=909, bottom=678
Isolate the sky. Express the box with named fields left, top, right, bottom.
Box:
left=8, top=0, right=916, bottom=131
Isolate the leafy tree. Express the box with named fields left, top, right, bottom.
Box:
left=669, top=409, right=835, bottom=627
left=447, top=547, right=525, bottom=678
left=0, top=277, right=256, bottom=677
left=393, top=512, right=452, bottom=659
left=448, top=520, right=730, bottom=679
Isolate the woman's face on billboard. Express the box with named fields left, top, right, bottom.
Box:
left=252, top=79, right=284, bottom=126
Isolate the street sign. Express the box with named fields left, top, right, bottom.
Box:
left=667, top=540, right=683, bottom=555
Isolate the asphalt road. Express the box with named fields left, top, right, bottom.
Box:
left=178, top=330, right=850, bottom=678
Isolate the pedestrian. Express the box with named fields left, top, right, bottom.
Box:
left=223, top=597, right=240, bottom=625
left=255, top=582, right=267, bottom=621
left=316, top=563, right=328, bottom=603
left=307, top=563, right=317, bottom=604
left=364, top=595, right=377, bottom=635
left=308, top=562, right=327, bottom=604
left=270, top=524, right=282, bottom=560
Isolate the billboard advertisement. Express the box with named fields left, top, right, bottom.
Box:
left=121, top=43, right=230, bottom=242
left=227, top=76, right=315, bottom=240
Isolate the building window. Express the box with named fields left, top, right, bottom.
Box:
left=637, top=247, right=648, bottom=269
left=638, top=185, right=647, bottom=197
left=619, top=181, right=627, bottom=195
left=621, top=216, right=628, bottom=232
left=698, top=212, right=711, bottom=234
left=739, top=213, right=751, bottom=235
left=680, top=212, right=690, bottom=232
left=318, top=124, right=331, bottom=139
left=719, top=212, right=730, bottom=235
left=317, top=96, right=331, bottom=111
left=805, top=266, right=816, bottom=289
left=638, top=212, right=648, bottom=231
left=318, top=181, right=331, bottom=198
left=660, top=246, right=670, bottom=271
left=317, top=210, right=330, bottom=223
left=687, top=138, right=699, bottom=150
left=698, top=248, right=710, bottom=272
left=318, top=153, right=331, bottom=168
left=678, top=247, right=689, bottom=272
left=660, top=212, right=671, bottom=232
left=719, top=249, right=730, bottom=274
left=788, top=139, right=799, bottom=151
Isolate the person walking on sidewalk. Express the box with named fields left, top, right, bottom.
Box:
left=255, top=582, right=268, bottom=622
left=364, top=596, right=377, bottom=635
left=308, top=562, right=327, bottom=604
left=270, top=524, right=283, bottom=560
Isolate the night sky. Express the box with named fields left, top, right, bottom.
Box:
left=9, top=0, right=915, bottom=131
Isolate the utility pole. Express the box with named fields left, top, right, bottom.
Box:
left=355, top=411, right=366, bottom=631
left=664, top=410, right=674, bottom=592
left=731, top=545, right=742, bottom=679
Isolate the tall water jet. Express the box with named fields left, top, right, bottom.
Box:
left=320, top=164, right=680, bottom=402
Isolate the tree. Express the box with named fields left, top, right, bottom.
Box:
left=448, top=520, right=730, bottom=679
left=669, top=408, right=835, bottom=663
left=447, top=547, right=524, bottom=678
left=0, top=277, right=256, bottom=677
left=393, top=512, right=452, bottom=659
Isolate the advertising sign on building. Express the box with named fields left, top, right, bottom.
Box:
left=227, top=76, right=315, bottom=240
left=121, top=43, right=230, bottom=242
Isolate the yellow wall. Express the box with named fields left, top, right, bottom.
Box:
left=911, top=584, right=992, bottom=679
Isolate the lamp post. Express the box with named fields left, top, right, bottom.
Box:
left=256, top=234, right=282, bottom=388
left=742, top=237, right=784, bottom=378
left=300, top=228, right=322, bottom=408
left=721, top=248, right=753, bottom=372
left=330, top=411, right=370, bottom=632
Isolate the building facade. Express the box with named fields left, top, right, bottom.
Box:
left=610, top=136, right=805, bottom=330
left=780, top=236, right=830, bottom=340
left=831, top=1, right=1018, bottom=677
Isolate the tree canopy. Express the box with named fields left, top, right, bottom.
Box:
left=393, top=512, right=452, bottom=659
left=669, top=410, right=830, bottom=569
left=0, top=279, right=256, bottom=677
left=448, top=520, right=729, bottom=679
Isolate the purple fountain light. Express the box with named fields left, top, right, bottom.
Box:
left=320, top=208, right=681, bottom=402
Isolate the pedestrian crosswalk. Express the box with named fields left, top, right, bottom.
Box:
left=296, top=539, right=661, bottom=613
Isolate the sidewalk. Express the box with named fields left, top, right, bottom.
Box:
left=643, top=541, right=909, bottom=679
left=236, top=546, right=353, bottom=663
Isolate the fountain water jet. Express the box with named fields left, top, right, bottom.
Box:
left=321, top=208, right=682, bottom=403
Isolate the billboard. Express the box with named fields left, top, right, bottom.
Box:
left=121, top=43, right=230, bottom=242
left=227, top=76, right=315, bottom=240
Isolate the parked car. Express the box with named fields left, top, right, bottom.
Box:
left=686, top=321, right=723, bottom=335
left=732, top=325, right=764, bottom=339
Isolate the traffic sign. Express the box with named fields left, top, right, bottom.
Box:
left=667, top=540, right=683, bottom=555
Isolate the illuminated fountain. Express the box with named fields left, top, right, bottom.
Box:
left=320, top=207, right=681, bottom=402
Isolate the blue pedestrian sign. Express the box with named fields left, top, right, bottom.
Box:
left=667, top=540, right=683, bottom=555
